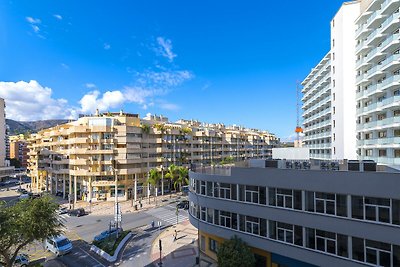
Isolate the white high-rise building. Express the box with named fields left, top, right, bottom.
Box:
left=0, top=98, right=5, bottom=167
left=355, top=0, right=400, bottom=167
left=302, top=1, right=360, bottom=161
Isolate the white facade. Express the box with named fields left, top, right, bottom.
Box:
left=355, top=0, right=400, bottom=167
left=0, top=98, right=5, bottom=167
left=302, top=1, right=360, bottom=161
left=272, top=147, right=310, bottom=160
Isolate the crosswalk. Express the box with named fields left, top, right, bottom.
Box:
left=145, top=205, right=189, bottom=226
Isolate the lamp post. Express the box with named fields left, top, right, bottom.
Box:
left=112, top=159, right=121, bottom=232
left=161, top=165, right=164, bottom=196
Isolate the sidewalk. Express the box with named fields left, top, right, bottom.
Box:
left=150, top=221, right=217, bottom=267
left=60, top=193, right=184, bottom=216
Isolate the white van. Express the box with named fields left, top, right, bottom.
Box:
left=45, top=235, right=73, bottom=256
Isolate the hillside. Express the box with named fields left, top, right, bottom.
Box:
left=6, top=119, right=69, bottom=135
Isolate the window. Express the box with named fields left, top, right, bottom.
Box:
left=316, top=230, right=337, bottom=254
left=206, top=181, right=213, bottom=196
left=366, top=149, right=373, bottom=156
left=395, top=149, right=400, bottom=158
left=377, top=113, right=386, bottom=120
left=209, top=238, right=218, bottom=253
left=276, top=222, right=294, bottom=244
left=394, top=129, right=400, bottom=137
left=306, top=191, right=346, bottom=217
left=219, top=183, right=231, bottom=199
left=378, top=131, right=387, bottom=138
left=245, top=185, right=259, bottom=204
left=394, top=110, right=400, bottom=117
left=200, top=181, right=206, bottom=195
left=219, top=211, right=231, bottom=228
left=245, top=216, right=260, bottom=235
left=379, top=149, right=387, bottom=157
left=352, top=196, right=391, bottom=224
left=365, top=240, right=391, bottom=267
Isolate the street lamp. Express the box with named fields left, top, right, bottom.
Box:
left=160, top=165, right=164, bottom=196
left=111, top=159, right=121, bottom=232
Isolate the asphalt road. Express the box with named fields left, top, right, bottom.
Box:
left=45, top=200, right=189, bottom=267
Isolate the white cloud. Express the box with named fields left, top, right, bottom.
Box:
left=104, top=43, right=111, bottom=50
left=26, top=17, right=42, bottom=35
left=31, top=25, right=40, bottom=33
left=79, top=90, right=125, bottom=113
left=156, top=37, right=177, bottom=62
left=137, top=70, right=193, bottom=88
left=85, top=83, right=96, bottom=89
left=26, top=17, right=41, bottom=24
left=53, top=14, right=63, bottom=20
left=0, top=80, right=77, bottom=121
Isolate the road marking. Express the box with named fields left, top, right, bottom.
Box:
left=78, top=247, right=105, bottom=267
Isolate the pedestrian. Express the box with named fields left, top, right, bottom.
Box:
left=151, top=220, right=155, bottom=228
left=173, top=230, right=177, bottom=241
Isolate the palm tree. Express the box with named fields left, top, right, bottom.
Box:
left=148, top=168, right=161, bottom=204
left=165, top=164, right=179, bottom=192
left=174, top=166, right=189, bottom=192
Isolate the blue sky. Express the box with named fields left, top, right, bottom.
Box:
left=0, top=0, right=344, bottom=139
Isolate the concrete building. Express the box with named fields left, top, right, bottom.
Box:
left=0, top=98, right=5, bottom=167
left=0, top=98, right=15, bottom=181
left=355, top=0, right=400, bottom=167
left=189, top=160, right=400, bottom=267
left=27, top=112, right=278, bottom=203
left=10, top=134, right=29, bottom=169
left=302, top=1, right=360, bottom=161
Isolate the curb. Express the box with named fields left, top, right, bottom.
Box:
left=90, top=232, right=133, bottom=262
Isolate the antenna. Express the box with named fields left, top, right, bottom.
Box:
left=295, top=81, right=303, bottom=146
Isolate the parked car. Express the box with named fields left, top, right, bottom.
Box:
left=14, top=254, right=29, bottom=267
left=18, top=194, right=30, bottom=200
left=68, top=208, right=85, bottom=217
left=177, top=200, right=189, bottom=210
left=58, top=207, right=69, bottom=215
left=45, top=235, right=73, bottom=256
left=94, top=228, right=123, bottom=242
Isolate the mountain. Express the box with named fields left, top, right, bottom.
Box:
left=6, top=119, right=69, bottom=135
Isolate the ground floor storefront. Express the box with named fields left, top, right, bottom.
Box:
left=31, top=172, right=173, bottom=204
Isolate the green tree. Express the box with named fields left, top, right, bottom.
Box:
left=0, top=196, right=63, bottom=267
left=140, top=124, right=150, bottom=134
left=148, top=168, right=161, bottom=203
left=174, top=166, right=189, bottom=191
left=164, top=164, right=179, bottom=191
left=217, top=235, right=256, bottom=267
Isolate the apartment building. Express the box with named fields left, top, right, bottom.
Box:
left=27, top=112, right=278, bottom=203
left=189, top=160, right=400, bottom=267
left=302, top=1, right=360, bottom=161
left=0, top=98, right=5, bottom=167
left=10, top=134, right=29, bottom=168
left=355, top=0, right=400, bottom=166
left=0, top=98, right=14, bottom=181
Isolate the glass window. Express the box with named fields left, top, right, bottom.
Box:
left=239, top=214, right=245, bottom=232
left=207, top=208, right=214, bottom=223
left=231, top=184, right=237, bottom=200
left=200, top=181, right=206, bottom=195
left=231, top=213, right=238, bottom=230
left=306, top=191, right=315, bottom=212
left=245, top=186, right=259, bottom=204
left=268, top=221, right=276, bottom=240
left=206, top=181, right=213, bottom=197
left=306, top=228, right=315, bottom=249
left=259, top=186, right=266, bottom=205
left=209, top=238, right=218, bottom=253
left=219, top=183, right=231, bottom=199
left=294, top=225, right=303, bottom=246
left=268, top=187, right=276, bottom=206
left=260, top=218, right=267, bottom=237
left=352, top=196, right=364, bottom=219
left=352, top=237, right=364, bottom=262
left=393, top=199, right=400, bottom=225
left=294, top=190, right=302, bottom=210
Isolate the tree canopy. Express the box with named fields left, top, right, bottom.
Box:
left=0, top=196, right=63, bottom=267
left=217, top=235, right=256, bottom=267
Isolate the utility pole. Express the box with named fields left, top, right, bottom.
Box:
left=158, top=239, right=163, bottom=266
left=113, top=159, right=121, bottom=234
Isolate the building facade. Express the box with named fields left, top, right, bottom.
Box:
left=189, top=161, right=400, bottom=267
left=302, top=1, right=360, bottom=161
left=355, top=0, right=400, bottom=166
left=0, top=98, right=14, bottom=181
left=27, top=112, right=278, bottom=203
left=0, top=98, right=5, bottom=167
left=10, top=134, right=29, bottom=169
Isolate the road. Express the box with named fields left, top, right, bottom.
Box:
left=48, top=200, right=189, bottom=267
left=0, top=187, right=189, bottom=267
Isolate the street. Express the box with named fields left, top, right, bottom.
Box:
left=0, top=186, right=189, bottom=267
